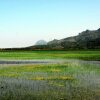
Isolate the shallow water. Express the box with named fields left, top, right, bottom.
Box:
left=0, top=59, right=100, bottom=65
left=0, top=59, right=100, bottom=100
left=0, top=75, right=99, bottom=100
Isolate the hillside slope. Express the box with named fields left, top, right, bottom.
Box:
left=47, top=28, right=100, bottom=49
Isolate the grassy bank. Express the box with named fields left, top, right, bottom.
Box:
left=0, top=50, right=100, bottom=60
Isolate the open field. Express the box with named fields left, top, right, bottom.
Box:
left=0, top=61, right=100, bottom=100
left=0, top=50, right=100, bottom=99
left=0, top=50, right=100, bottom=60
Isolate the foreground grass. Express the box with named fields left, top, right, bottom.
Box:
left=0, top=50, right=100, bottom=60
left=0, top=61, right=100, bottom=100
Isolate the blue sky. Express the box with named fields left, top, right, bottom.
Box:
left=0, top=0, right=100, bottom=48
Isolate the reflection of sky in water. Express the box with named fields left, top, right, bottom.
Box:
left=0, top=59, right=100, bottom=65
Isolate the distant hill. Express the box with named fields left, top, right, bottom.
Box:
left=0, top=28, right=100, bottom=50
left=47, top=28, right=100, bottom=49
left=35, top=40, right=47, bottom=45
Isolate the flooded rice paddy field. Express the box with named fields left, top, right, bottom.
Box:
left=0, top=59, right=100, bottom=100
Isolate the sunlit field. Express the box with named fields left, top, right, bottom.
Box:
left=0, top=50, right=100, bottom=100
left=0, top=50, right=100, bottom=60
